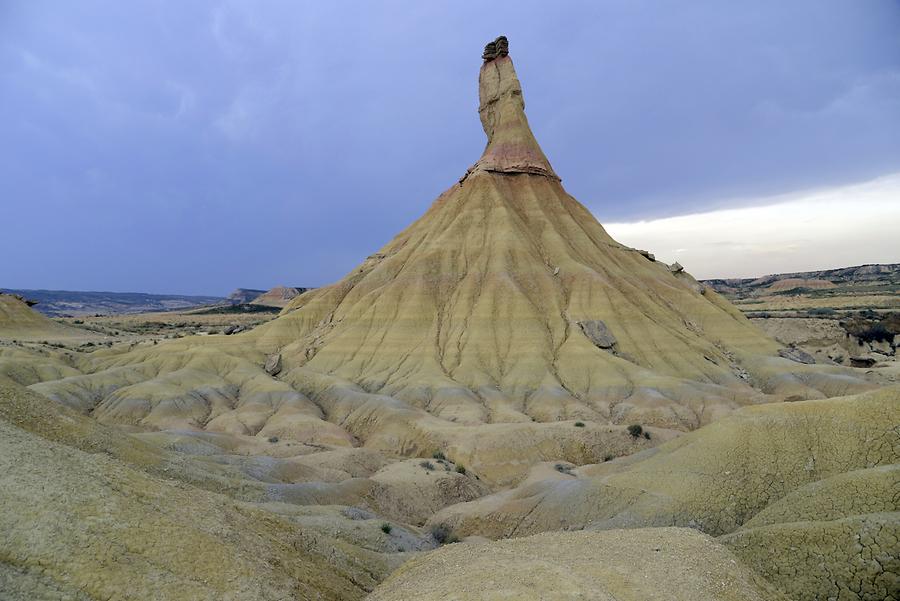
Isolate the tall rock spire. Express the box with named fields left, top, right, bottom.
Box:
left=32, top=37, right=872, bottom=489
left=472, top=36, right=558, bottom=179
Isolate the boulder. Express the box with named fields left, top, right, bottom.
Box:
left=578, top=320, right=617, bottom=349
left=264, top=353, right=283, bottom=376
left=778, top=347, right=816, bottom=365
left=849, top=356, right=876, bottom=368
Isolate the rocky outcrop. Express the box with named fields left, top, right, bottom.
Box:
left=778, top=346, right=816, bottom=364
left=469, top=37, right=558, bottom=179
left=577, top=320, right=617, bottom=350
left=251, top=286, right=311, bottom=308
left=226, top=288, right=267, bottom=305
left=265, top=353, right=283, bottom=376
left=481, top=35, right=509, bottom=62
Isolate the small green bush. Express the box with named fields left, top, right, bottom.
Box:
left=643, top=431, right=651, bottom=440
left=627, top=424, right=644, bottom=438
left=574, top=421, right=585, bottom=427
left=432, top=450, right=447, bottom=461
left=455, top=465, right=466, bottom=475
left=420, top=460, right=435, bottom=471
left=268, top=436, right=279, bottom=443
left=380, top=523, right=392, bottom=534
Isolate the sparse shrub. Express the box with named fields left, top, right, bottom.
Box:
left=574, top=421, right=585, bottom=427
left=643, top=431, right=651, bottom=440
left=627, top=424, right=644, bottom=438
left=554, top=463, right=574, bottom=475
left=856, top=323, right=893, bottom=344
left=432, top=450, right=447, bottom=461
left=268, top=436, right=279, bottom=443
left=604, top=454, right=614, bottom=462
left=455, top=465, right=466, bottom=475
left=420, top=460, right=435, bottom=471
left=807, top=307, right=836, bottom=317
left=380, top=523, right=392, bottom=534
left=430, top=524, right=458, bottom=545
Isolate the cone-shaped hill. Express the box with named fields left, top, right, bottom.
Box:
left=28, top=39, right=874, bottom=484
left=248, top=41, right=871, bottom=417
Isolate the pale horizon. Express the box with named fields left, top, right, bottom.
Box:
left=605, top=172, right=900, bottom=281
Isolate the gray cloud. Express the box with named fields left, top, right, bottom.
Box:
left=1, top=1, right=898, bottom=294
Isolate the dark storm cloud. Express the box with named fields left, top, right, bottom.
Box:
left=2, top=1, right=898, bottom=294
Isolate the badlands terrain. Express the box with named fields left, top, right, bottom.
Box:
left=1, top=38, right=898, bottom=601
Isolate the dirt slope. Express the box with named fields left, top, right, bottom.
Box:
left=0, top=293, right=97, bottom=341
left=368, top=527, right=786, bottom=601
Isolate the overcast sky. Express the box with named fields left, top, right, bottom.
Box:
left=2, top=1, right=899, bottom=295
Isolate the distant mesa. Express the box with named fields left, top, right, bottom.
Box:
left=225, top=288, right=267, bottom=305
left=222, top=286, right=313, bottom=309
left=702, top=263, right=900, bottom=297
left=1, top=288, right=224, bottom=317
left=251, top=286, right=312, bottom=308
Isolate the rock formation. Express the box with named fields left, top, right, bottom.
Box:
left=251, top=286, right=310, bottom=308
left=0, top=36, right=896, bottom=601
left=24, top=38, right=875, bottom=484
left=481, top=35, right=509, bottom=62
left=225, top=288, right=267, bottom=305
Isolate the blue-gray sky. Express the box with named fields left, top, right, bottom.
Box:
left=2, top=1, right=899, bottom=295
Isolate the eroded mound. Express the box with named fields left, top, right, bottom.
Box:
left=431, top=386, right=899, bottom=538
left=0, top=293, right=98, bottom=341
left=1, top=377, right=489, bottom=599
left=428, top=386, right=899, bottom=599
left=0, top=386, right=373, bottom=600
left=367, top=527, right=786, bottom=601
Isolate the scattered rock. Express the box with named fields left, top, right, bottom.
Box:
left=778, top=347, right=816, bottom=365
left=341, top=506, right=376, bottom=521
left=264, top=353, right=283, bottom=376
left=577, top=320, right=617, bottom=349
left=849, top=356, right=876, bottom=368
left=637, top=249, right=655, bottom=261
left=733, top=366, right=751, bottom=381
left=668, top=262, right=684, bottom=274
